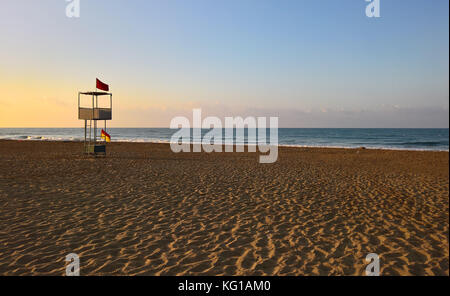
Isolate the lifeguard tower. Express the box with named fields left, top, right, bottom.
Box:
left=78, top=91, right=112, bottom=155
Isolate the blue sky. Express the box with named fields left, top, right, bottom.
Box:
left=0, top=0, right=448, bottom=127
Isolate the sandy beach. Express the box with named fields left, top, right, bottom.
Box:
left=0, top=140, right=448, bottom=275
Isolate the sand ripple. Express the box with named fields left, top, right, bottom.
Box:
left=0, top=141, right=448, bottom=275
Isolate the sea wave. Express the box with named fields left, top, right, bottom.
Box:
left=0, top=128, right=448, bottom=152
left=0, top=135, right=84, bottom=142
left=1, top=136, right=447, bottom=152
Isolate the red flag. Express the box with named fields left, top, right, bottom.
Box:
left=101, top=129, right=111, bottom=142
left=96, top=78, right=109, bottom=91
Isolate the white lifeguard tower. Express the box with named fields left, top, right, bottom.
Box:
left=78, top=91, right=112, bottom=155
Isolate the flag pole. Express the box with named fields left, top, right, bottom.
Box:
left=96, top=78, right=101, bottom=143
left=94, top=79, right=96, bottom=145
left=97, top=78, right=106, bottom=143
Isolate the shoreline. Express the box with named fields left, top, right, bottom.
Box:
left=1, top=139, right=449, bottom=153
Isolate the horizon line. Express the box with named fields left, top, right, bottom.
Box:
left=0, top=127, right=449, bottom=129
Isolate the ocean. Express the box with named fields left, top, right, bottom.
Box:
left=0, top=128, right=448, bottom=151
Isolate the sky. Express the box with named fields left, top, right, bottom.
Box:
left=0, top=0, right=448, bottom=128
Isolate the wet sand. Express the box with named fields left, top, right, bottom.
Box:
left=0, top=140, right=448, bottom=275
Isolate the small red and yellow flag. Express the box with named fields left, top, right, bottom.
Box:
left=101, top=129, right=111, bottom=142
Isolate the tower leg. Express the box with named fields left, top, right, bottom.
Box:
left=84, top=120, right=87, bottom=153
left=89, top=119, right=92, bottom=153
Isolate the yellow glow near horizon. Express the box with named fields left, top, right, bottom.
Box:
left=0, top=74, right=207, bottom=128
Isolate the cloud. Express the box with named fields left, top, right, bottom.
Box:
left=111, top=102, right=449, bottom=128
left=243, top=105, right=449, bottom=128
